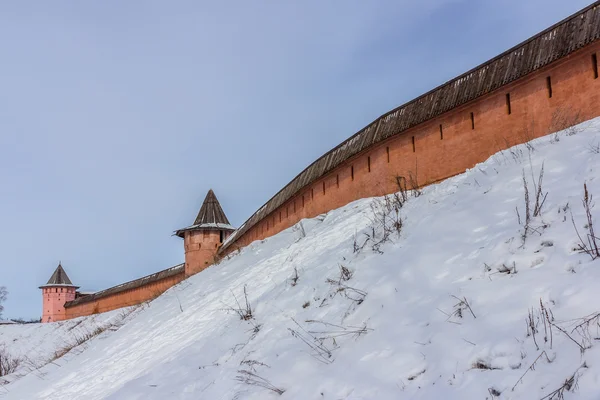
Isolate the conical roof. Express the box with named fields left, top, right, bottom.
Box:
left=194, top=189, right=231, bottom=226
left=40, top=263, right=78, bottom=288
left=175, top=189, right=235, bottom=237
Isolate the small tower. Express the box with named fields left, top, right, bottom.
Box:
left=39, top=263, right=78, bottom=323
left=176, top=189, right=235, bottom=277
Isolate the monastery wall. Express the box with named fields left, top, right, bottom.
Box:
left=64, top=266, right=185, bottom=319
left=225, top=40, right=600, bottom=251
left=47, top=3, right=600, bottom=322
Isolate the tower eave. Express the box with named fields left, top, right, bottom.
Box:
left=174, top=222, right=236, bottom=238
left=39, top=284, right=80, bottom=289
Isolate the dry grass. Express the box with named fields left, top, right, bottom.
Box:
left=234, top=369, right=285, bottom=395
left=571, top=184, right=600, bottom=260
left=0, top=346, right=23, bottom=378
left=223, top=285, right=254, bottom=321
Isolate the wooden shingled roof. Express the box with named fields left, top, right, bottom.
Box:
left=40, top=263, right=78, bottom=288
left=221, top=1, right=600, bottom=251
left=64, top=263, right=184, bottom=308
left=194, top=189, right=231, bottom=226
left=175, top=189, right=235, bottom=238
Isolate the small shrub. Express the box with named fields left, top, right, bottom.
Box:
left=224, top=285, right=254, bottom=321
left=0, top=346, right=22, bottom=377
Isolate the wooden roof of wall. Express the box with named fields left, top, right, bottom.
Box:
left=222, top=2, right=600, bottom=251
left=64, top=263, right=184, bottom=308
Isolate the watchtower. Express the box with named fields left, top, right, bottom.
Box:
left=39, top=263, right=78, bottom=323
left=175, top=190, right=235, bottom=276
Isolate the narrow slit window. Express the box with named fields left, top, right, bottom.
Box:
left=336, top=174, right=339, bottom=188
left=386, top=147, right=390, bottom=163
left=367, top=156, right=371, bottom=172
left=546, top=76, right=552, bottom=98
left=506, top=93, right=511, bottom=115
left=411, top=136, right=416, bottom=152
left=220, top=230, right=224, bottom=243
left=470, top=112, right=475, bottom=129
left=351, top=165, right=354, bottom=181
left=322, top=181, right=326, bottom=195
left=279, top=212, right=282, bottom=222
left=286, top=207, right=289, bottom=218
left=439, top=124, right=443, bottom=140
left=294, top=200, right=296, bottom=213
left=311, top=188, right=314, bottom=200
left=593, top=53, right=598, bottom=79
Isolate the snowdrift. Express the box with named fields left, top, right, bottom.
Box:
left=3, top=118, right=600, bottom=399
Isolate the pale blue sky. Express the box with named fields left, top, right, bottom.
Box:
left=0, top=0, right=591, bottom=319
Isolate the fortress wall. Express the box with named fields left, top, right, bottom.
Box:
left=55, top=4, right=600, bottom=321
left=64, top=269, right=185, bottom=319
left=221, top=1, right=600, bottom=253
left=226, top=41, right=600, bottom=251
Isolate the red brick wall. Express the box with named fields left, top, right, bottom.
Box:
left=41, top=286, right=76, bottom=323
left=226, top=42, right=600, bottom=251
left=64, top=272, right=185, bottom=319
left=60, top=41, right=600, bottom=321
left=184, top=230, right=225, bottom=276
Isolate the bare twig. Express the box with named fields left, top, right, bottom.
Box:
left=511, top=351, right=553, bottom=391
left=540, top=363, right=587, bottom=399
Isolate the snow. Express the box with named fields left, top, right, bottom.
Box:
left=0, top=309, right=137, bottom=386
left=3, top=118, right=600, bottom=399
left=177, top=222, right=236, bottom=232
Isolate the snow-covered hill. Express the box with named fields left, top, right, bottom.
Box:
left=3, top=118, right=600, bottom=399
left=0, top=308, right=137, bottom=386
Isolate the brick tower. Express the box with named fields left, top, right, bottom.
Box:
left=176, top=189, right=235, bottom=277
left=39, top=263, right=78, bottom=323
